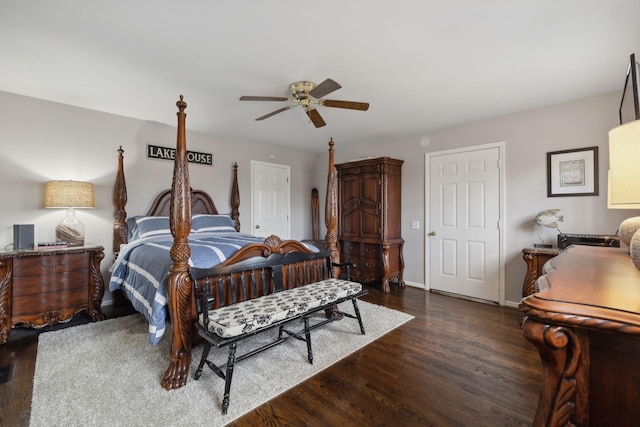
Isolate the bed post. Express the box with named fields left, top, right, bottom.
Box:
left=231, top=162, right=240, bottom=232
left=113, top=146, right=127, bottom=257
left=325, top=137, right=339, bottom=276
left=162, top=95, right=193, bottom=390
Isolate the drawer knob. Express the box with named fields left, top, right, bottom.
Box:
left=42, top=261, right=66, bottom=269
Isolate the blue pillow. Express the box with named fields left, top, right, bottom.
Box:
left=127, top=217, right=139, bottom=241
left=135, top=216, right=172, bottom=239
left=192, top=214, right=236, bottom=233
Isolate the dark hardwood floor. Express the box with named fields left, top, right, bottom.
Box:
left=0, top=286, right=541, bottom=426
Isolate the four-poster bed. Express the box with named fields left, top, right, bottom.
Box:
left=111, top=96, right=339, bottom=390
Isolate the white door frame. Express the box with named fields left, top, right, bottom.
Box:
left=250, top=160, right=291, bottom=239
left=424, top=142, right=506, bottom=305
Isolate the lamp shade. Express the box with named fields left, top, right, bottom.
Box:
left=44, top=180, right=94, bottom=209
left=608, top=119, right=640, bottom=208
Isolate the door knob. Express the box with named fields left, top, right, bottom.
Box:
left=428, top=231, right=436, bottom=236
left=255, top=224, right=260, bottom=229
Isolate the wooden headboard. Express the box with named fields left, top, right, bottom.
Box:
left=146, top=189, right=219, bottom=217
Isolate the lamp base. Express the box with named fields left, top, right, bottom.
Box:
left=55, top=209, right=85, bottom=247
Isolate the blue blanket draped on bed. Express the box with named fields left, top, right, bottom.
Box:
left=109, top=231, right=266, bottom=345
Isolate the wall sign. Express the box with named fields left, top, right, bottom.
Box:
left=147, top=144, right=213, bottom=165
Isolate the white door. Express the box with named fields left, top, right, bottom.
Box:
left=426, top=144, right=503, bottom=303
left=251, top=161, right=290, bottom=239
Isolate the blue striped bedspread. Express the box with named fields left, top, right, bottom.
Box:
left=109, top=232, right=267, bottom=345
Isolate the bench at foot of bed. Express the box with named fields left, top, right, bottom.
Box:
left=191, top=250, right=367, bottom=415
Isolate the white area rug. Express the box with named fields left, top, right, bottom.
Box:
left=30, top=300, right=413, bottom=426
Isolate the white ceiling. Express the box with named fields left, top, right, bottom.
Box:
left=2, top=1, right=640, bottom=153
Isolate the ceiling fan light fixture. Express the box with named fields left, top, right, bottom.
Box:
left=240, top=78, right=368, bottom=127
left=290, top=81, right=315, bottom=100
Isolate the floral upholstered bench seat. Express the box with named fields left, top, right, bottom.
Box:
left=201, top=279, right=363, bottom=338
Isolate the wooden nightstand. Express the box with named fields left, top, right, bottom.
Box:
left=0, top=245, right=105, bottom=344
left=521, top=247, right=559, bottom=297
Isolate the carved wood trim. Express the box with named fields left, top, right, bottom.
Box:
left=325, top=138, right=339, bottom=277
left=311, top=188, right=320, bottom=241
left=519, top=305, right=640, bottom=335
left=521, top=316, right=586, bottom=426
left=0, top=259, right=12, bottom=344
left=163, top=95, right=192, bottom=390
left=89, top=249, right=106, bottom=321
left=113, top=146, right=127, bottom=257
left=231, top=162, right=240, bottom=232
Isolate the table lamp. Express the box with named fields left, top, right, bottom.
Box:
left=44, top=180, right=94, bottom=246
left=608, top=119, right=640, bottom=209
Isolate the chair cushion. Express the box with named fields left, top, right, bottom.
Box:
left=201, top=279, right=362, bottom=338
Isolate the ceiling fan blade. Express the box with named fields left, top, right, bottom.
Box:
left=240, top=96, right=289, bottom=101
left=255, top=105, right=296, bottom=121
left=322, top=99, right=370, bottom=111
left=308, top=78, right=341, bottom=99
left=306, top=108, right=326, bottom=128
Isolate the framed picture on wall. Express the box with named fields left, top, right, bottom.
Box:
left=547, top=146, right=598, bottom=197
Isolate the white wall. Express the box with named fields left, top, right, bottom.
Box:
left=314, top=92, right=637, bottom=304
left=0, top=91, right=318, bottom=304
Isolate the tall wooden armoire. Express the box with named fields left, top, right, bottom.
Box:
left=336, top=157, right=404, bottom=293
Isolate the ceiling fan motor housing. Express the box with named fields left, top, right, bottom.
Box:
left=290, top=81, right=315, bottom=105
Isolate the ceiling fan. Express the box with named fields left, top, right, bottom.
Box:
left=239, top=78, right=369, bottom=128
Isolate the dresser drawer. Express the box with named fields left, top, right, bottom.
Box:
left=13, top=289, right=88, bottom=317
left=12, top=252, right=89, bottom=277
left=340, top=241, right=359, bottom=262
left=12, top=270, right=88, bottom=297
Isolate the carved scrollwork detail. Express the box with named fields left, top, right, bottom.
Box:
left=263, top=235, right=284, bottom=255
left=90, top=250, right=106, bottom=321
left=522, top=316, right=582, bottom=427
left=162, top=270, right=192, bottom=390
left=0, top=259, right=11, bottom=344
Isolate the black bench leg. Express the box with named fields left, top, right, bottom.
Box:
left=194, top=343, right=212, bottom=380
left=221, top=343, right=237, bottom=415
left=303, top=315, right=313, bottom=365
left=352, top=299, right=366, bottom=335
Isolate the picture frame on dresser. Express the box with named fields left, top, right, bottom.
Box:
left=546, top=146, right=598, bottom=197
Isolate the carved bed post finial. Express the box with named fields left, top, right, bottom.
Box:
left=162, top=95, right=193, bottom=391
left=231, top=162, right=240, bottom=231
left=113, top=146, right=127, bottom=257
left=325, top=137, right=339, bottom=276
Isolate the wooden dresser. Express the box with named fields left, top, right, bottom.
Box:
left=335, top=157, right=404, bottom=293
left=520, top=245, right=640, bottom=426
left=0, top=245, right=105, bottom=343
